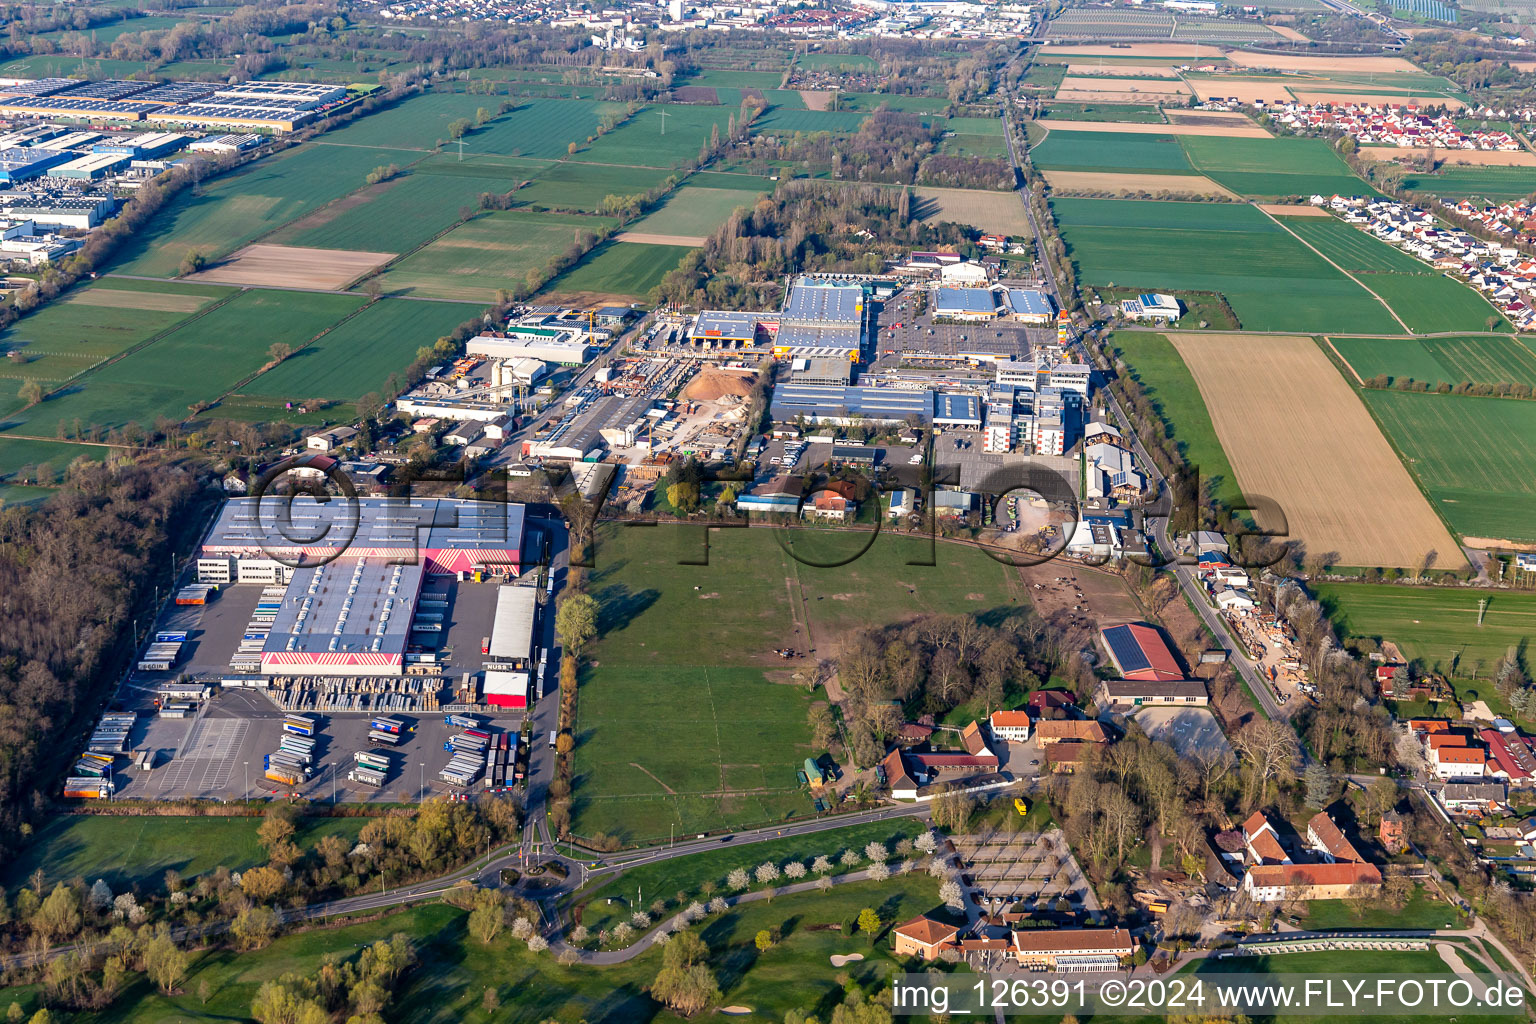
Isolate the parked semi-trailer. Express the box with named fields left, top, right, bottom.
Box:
left=349, top=767, right=386, bottom=788
left=370, top=716, right=403, bottom=734
left=265, top=768, right=302, bottom=786
left=354, top=751, right=390, bottom=772
left=445, top=714, right=478, bottom=729
left=282, top=717, right=316, bottom=737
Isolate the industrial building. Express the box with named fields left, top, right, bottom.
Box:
left=260, top=560, right=424, bottom=676
left=771, top=279, right=864, bottom=361
left=1119, top=293, right=1181, bottom=321
left=0, top=147, right=73, bottom=184
left=199, top=496, right=527, bottom=578
left=467, top=329, right=596, bottom=365
left=1006, top=288, right=1055, bottom=324
left=151, top=103, right=316, bottom=132
left=789, top=356, right=853, bottom=385
left=189, top=133, right=263, bottom=153
left=0, top=192, right=115, bottom=229
left=48, top=152, right=131, bottom=181
left=993, top=359, right=1091, bottom=396
left=0, top=96, right=157, bottom=121
left=91, top=131, right=188, bottom=159
left=933, top=392, right=982, bottom=428
left=212, top=81, right=347, bottom=109
left=769, top=383, right=934, bottom=425
left=688, top=309, right=779, bottom=348
left=933, top=286, right=999, bottom=321
left=57, top=79, right=155, bottom=101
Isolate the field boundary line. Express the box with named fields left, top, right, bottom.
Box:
left=219, top=296, right=381, bottom=404
left=1321, top=334, right=1365, bottom=384
left=28, top=288, right=244, bottom=404
left=1258, top=205, right=1413, bottom=335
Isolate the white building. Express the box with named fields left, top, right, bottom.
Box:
left=1119, top=293, right=1181, bottom=321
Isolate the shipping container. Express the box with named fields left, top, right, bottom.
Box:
left=463, top=728, right=490, bottom=741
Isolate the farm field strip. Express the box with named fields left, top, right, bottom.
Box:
left=1331, top=334, right=1536, bottom=387
left=1042, top=169, right=1236, bottom=197
left=540, top=240, right=695, bottom=303
left=1178, top=134, right=1374, bottom=197
left=1051, top=198, right=1400, bottom=333
left=1166, top=332, right=1466, bottom=568
left=627, top=185, right=767, bottom=239
left=1030, top=129, right=1200, bottom=175
left=1363, top=388, right=1536, bottom=545
left=1033, top=118, right=1270, bottom=137
left=913, top=187, right=1033, bottom=235
left=1314, top=582, right=1536, bottom=669
left=187, top=244, right=394, bottom=291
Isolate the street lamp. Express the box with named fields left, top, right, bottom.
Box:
left=244, top=760, right=249, bottom=799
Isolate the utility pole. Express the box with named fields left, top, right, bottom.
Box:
left=1478, top=597, right=1488, bottom=627
left=658, top=108, right=668, bottom=135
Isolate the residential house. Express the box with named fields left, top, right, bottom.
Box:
left=1242, top=811, right=1291, bottom=866
left=1307, top=813, right=1364, bottom=864
left=306, top=426, right=358, bottom=452
left=1028, top=690, right=1077, bottom=713
left=879, top=747, right=920, bottom=799
left=1440, top=781, right=1508, bottom=814
left=988, top=709, right=1031, bottom=743
left=1379, top=812, right=1407, bottom=855
left=1094, top=680, right=1208, bottom=708
left=802, top=487, right=855, bottom=522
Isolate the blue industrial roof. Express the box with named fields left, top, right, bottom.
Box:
left=784, top=281, right=861, bottom=324
left=770, top=384, right=933, bottom=421
left=1007, top=289, right=1054, bottom=316
left=933, top=392, right=981, bottom=423
left=935, top=287, right=996, bottom=314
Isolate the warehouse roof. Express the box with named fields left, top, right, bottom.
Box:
left=694, top=310, right=771, bottom=339
left=264, top=559, right=423, bottom=661
left=56, top=79, right=154, bottom=100
left=934, top=287, right=997, bottom=314
left=0, top=78, right=79, bottom=96
left=933, top=392, right=981, bottom=423
left=1101, top=623, right=1184, bottom=682
left=1007, top=288, right=1055, bottom=316
left=770, top=384, right=932, bottom=421
left=203, top=497, right=526, bottom=561
left=783, top=281, right=861, bottom=324
left=489, top=584, right=538, bottom=664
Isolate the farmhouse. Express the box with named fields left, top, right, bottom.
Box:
left=306, top=426, right=359, bottom=452
left=1243, top=861, right=1382, bottom=902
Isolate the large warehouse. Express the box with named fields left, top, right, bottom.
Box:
left=771, top=279, right=864, bottom=361
left=1100, top=623, right=1185, bottom=682
left=260, top=560, right=424, bottom=675
left=200, top=497, right=527, bottom=577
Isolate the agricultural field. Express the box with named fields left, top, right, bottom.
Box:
left=2, top=815, right=367, bottom=891
left=239, top=299, right=473, bottom=402
left=1030, top=129, right=1199, bottom=175
left=1331, top=335, right=1536, bottom=387
left=1362, top=272, right=1509, bottom=335
left=0, top=278, right=233, bottom=386
left=540, top=240, right=694, bottom=303
left=1, top=290, right=366, bottom=437
left=1051, top=198, right=1400, bottom=333
left=1280, top=216, right=1429, bottom=273
left=271, top=170, right=520, bottom=254
left=754, top=108, right=870, bottom=133
left=1166, top=333, right=1464, bottom=569
left=112, top=143, right=425, bottom=278
left=680, top=68, right=786, bottom=89
left=626, top=184, right=767, bottom=240
left=573, top=105, right=738, bottom=168
left=1109, top=331, right=1243, bottom=510
left=1403, top=165, right=1536, bottom=201
left=0, top=438, right=103, bottom=488
left=510, top=161, right=676, bottom=213
left=940, top=132, right=1010, bottom=159
left=1038, top=102, right=1168, bottom=122
left=1043, top=169, right=1235, bottom=198
left=795, top=52, right=878, bottom=71
left=1363, top=389, right=1536, bottom=545
left=318, top=94, right=626, bottom=158
left=1178, top=134, right=1373, bottom=197
left=912, top=186, right=1032, bottom=235
left=1314, top=582, right=1536, bottom=672
left=377, top=210, right=620, bottom=302
left=190, top=245, right=393, bottom=291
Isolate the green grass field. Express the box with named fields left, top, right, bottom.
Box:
left=574, top=105, right=739, bottom=168
left=542, top=240, right=694, bottom=300
left=796, top=52, right=878, bottom=71
left=3, top=815, right=367, bottom=891
left=1038, top=102, right=1168, bottom=122
left=239, top=299, right=472, bottom=401
left=1301, top=885, right=1464, bottom=931
left=1404, top=164, right=1536, bottom=201
left=1051, top=198, right=1399, bottom=333
left=317, top=94, right=626, bottom=158
left=511, top=161, right=676, bottom=213
left=378, top=210, right=620, bottom=301
left=272, top=170, right=521, bottom=254
left=0, top=437, right=103, bottom=483
left=1110, top=331, right=1243, bottom=509
left=1180, top=134, right=1374, bottom=198
left=941, top=132, right=1010, bottom=159
left=572, top=525, right=1022, bottom=842
left=1313, top=581, right=1536, bottom=670
left=1030, top=129, right=1198, bottom=175
left=573, top=818, right=927, bottom=935
left=754, top=108, right=870, bottom=133
left=1280, top=215, right=1430, bottom=273
left=627, top=185, right=766, bottom=238
left=113, top=144, right=426, bottom=277
left=1332, top=335, right=1536, bottom=387
left=1363, top=390, right=1536, bottom=543
left=0, top=279, right=234, bottom=386
left=682, top=68, right=787, bottom=89
left=2, top=290, right=366, bottom=436
left=1362, top=271, right=1510, bottom=334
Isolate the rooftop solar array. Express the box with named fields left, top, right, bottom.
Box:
left=0, top=96, right=156, bottom=114
left=935, top=287, right=998, bottom=314
left=154, top=103, right=315, bottom=123
left=131, top=81, right=218, bottom=104
left=0, top=78, right=78, bottom=96
left=58, top=79, right=154, bottom=100
left=1007, top=288, right=1055, bottom=316
left=1102, top=624, right=1153, bottom=677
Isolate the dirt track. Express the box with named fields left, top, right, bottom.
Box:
left=1043, top=170, right=1237, bottom=198
left=1166, top=332, right=1466, bottom=570
left=188, top=244, right=394, bottom=290
left=1256, top=203, right=1331, bottom=216
left=1359, top=146, right=1536, bottom=166
left=614, top=231, right=707, bottom=247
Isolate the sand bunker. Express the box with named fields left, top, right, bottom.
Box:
left=684, top=369, right=756, bottom=402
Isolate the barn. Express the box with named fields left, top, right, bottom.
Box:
left=1099, top=623, right=1184, bottom=682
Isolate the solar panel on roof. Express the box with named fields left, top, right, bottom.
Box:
left=1102, top=624, right=1152, bottom=676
